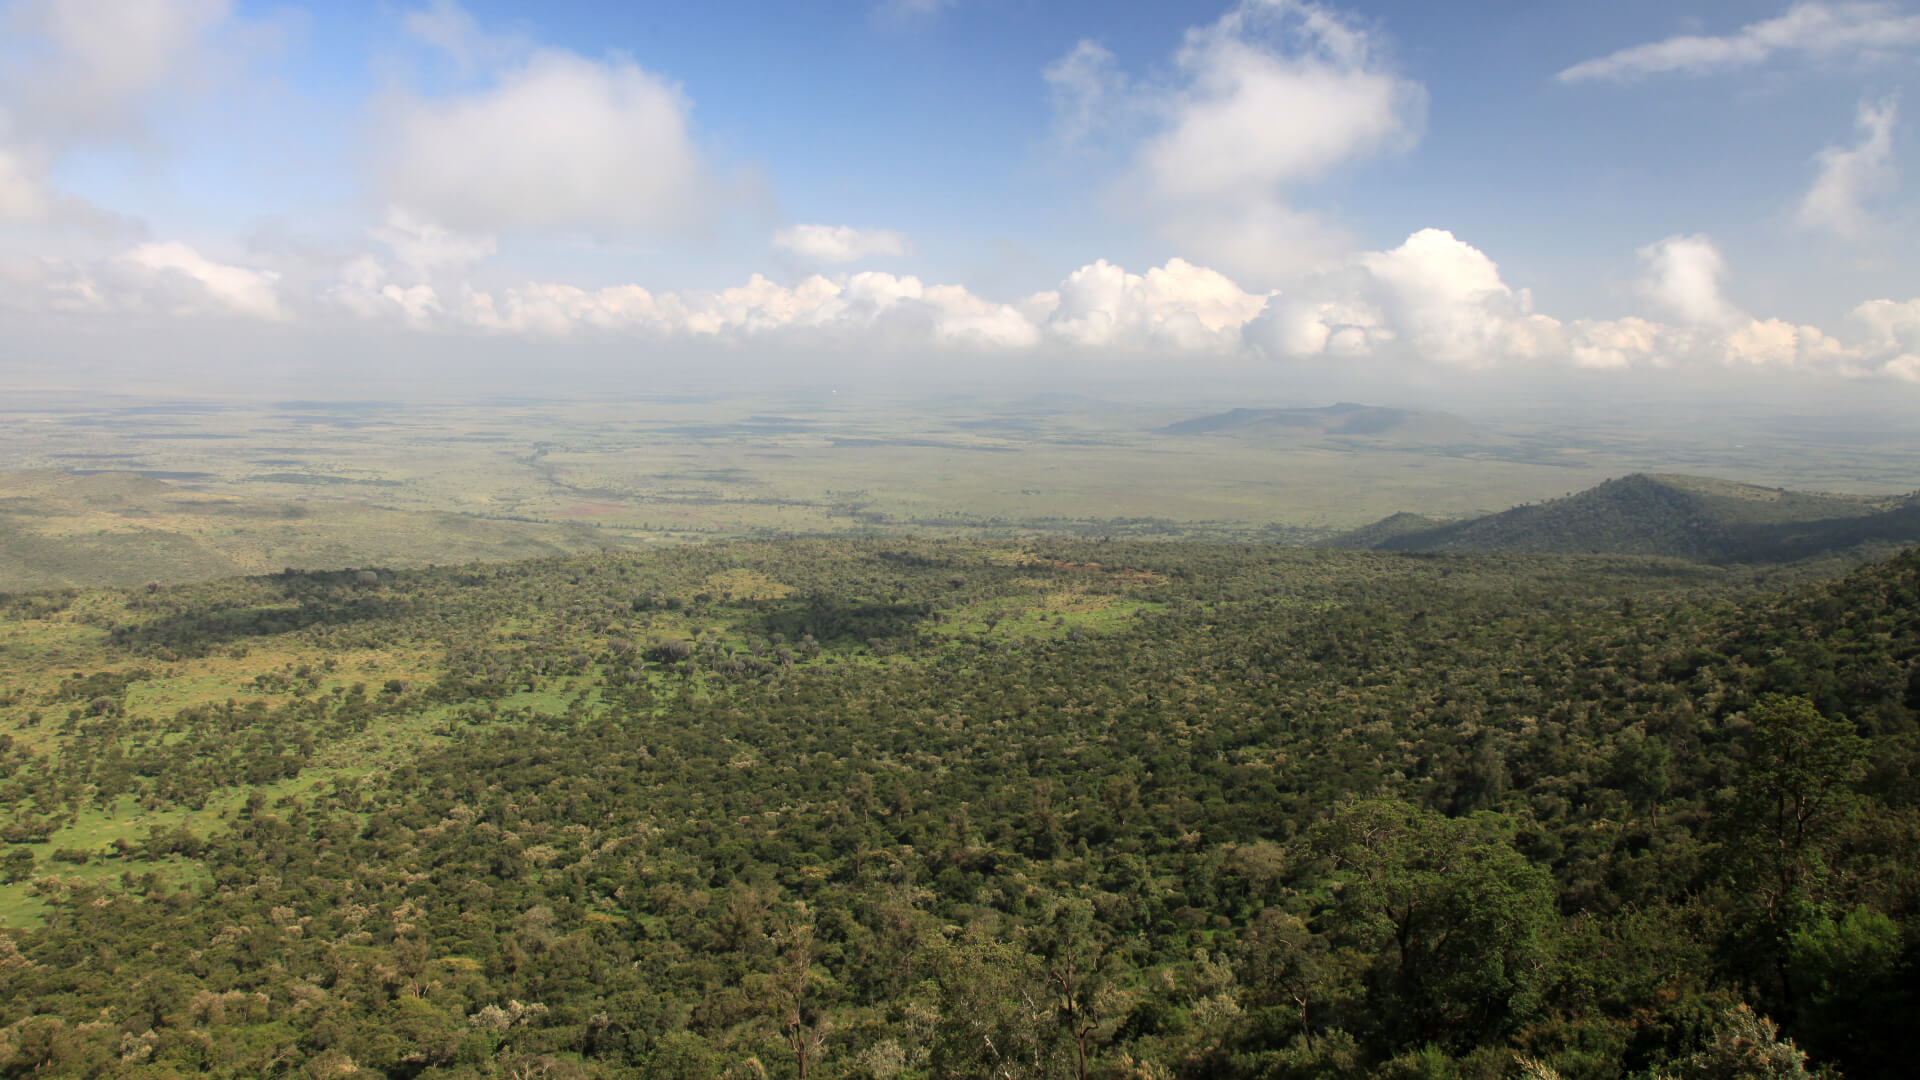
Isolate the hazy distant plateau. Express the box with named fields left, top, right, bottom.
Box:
left=3, top=387, right=1919, bottom=589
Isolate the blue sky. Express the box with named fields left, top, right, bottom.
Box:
left=3, top=0, right=1919, bottom=389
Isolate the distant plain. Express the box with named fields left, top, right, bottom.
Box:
left=5, top=387, right=1920, bottom=590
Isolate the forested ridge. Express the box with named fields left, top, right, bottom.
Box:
left=0, top=538, right=1915, bottom=1079
left=1327, top=474, right=1920, bottom=564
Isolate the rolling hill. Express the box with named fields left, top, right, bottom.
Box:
left=1316, top=510, right=1444, bottom=549
left=1158, top=402, right=1485, bottom=444
left=1323, top=472, right=1920, bottom=563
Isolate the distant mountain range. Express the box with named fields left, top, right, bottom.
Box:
left=1322, top=473, right=1920, bottom=563
left=1159, top=403, right=1484, bottom=444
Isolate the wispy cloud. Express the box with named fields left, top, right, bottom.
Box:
left=401, top=0, right=527, bottom=72
left=773, top=224, right=911, bottom=264
left=1799, top=97, right=1898, bottom=242
left=1558, top=2, right=1920, bottom=83
left=1044, top=40, right=1126, bottom=145
left=873, top=0, right=955, bottom=25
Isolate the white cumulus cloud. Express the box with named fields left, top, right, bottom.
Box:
left=1558, top=2, right=1920, bottom=83
left=326, top=256, right=443, bottom=329
left=1142, top=0, right=1420, bottom=202
left=1043, top=257, right=1272, bottom=352
left=0, top=251, right=100, bottom=312
left=370, top=206, right=498, bottom=277
left=0, top=137, right=56, bottom=223
left=1248, top=230, right=1558, bottom=368
left=1241, top=227, right=1907, bottom=378
left=5, top=0, right=229, bottom=135
left=114, top=242, right=285, bottom=320
left=1049, top=0, right=1424, bottom=282
left=1570, top=241, right=1856, bottom=373
left=9, top=222, right=1918, bottom=387
left=1635, top=235, right=1748, bottom=329
left=381, top=48, right=703, bottom=235
left=1251, top=290, right=1392, bottom=359
left=1851, top=297, right=1920, bottom=379
left=1562, top=316, right=1667, bottom=371
left=772, top=224, right=912, bottom=264
left=320, top=250, right=1275, bottom=355
left=1799, top=97, right=1898, bottom=242
left=0, top=242, right=286, bottom=319
left=297, top=224, right=1920, bottom=383
left=1358, top=229, right=1563, bottom=368
left=0, top=0, right=230, bottom=227
left=452, top=269, right=1042, bottom=350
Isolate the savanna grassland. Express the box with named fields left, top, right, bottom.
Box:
left=9, top=389, right=1920, bottom=593
left=0, top=471, right=647, bottom=592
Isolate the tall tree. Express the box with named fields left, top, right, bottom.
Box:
left=1310, top=799, right=1554, bottom=1055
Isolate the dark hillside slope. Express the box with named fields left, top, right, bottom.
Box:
left=1713, top=543, right=1920, bottom=733
left=1315, top=510, right=1444, bottom=549
left=1330, top=473, right=1920, bottom=563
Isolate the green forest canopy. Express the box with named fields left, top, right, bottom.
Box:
left=0, top=537, right=1915, bottom=1079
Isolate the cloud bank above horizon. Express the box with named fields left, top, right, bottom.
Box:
left=2, top=0, right=1918, bottom=388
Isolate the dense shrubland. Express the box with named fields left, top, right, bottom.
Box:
left=0, top=538, right=1915, bottom=1079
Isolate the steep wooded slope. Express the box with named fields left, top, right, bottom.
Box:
left=1326, top=472, right=1920, bottom=563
